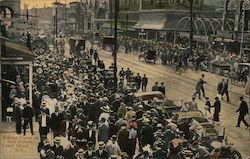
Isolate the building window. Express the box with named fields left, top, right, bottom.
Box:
left=151, top=0, right=154, bottom=5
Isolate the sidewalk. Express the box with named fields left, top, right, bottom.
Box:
left=0, top=122, right=40, bottom=159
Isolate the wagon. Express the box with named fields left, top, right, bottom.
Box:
left=138, top=49, right=157, bottom=63
left=211, top=63, right=231, bottom=76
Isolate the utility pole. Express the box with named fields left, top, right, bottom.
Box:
left=0, top=26, right=2, bottom=123
left=64, top=0, right=67, bottom=33
left=189, top=0, right=193, bottom=57
left=240, top=5, right=245, bottom=57
left=113, top=0, right=119, bottom=91
left=110, top=0, right=113, bottom=35
left=221, top=0, right=229, bottom=31
left=125, top=14, right=128, bottom=53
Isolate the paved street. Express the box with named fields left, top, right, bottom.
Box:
left=91, top=44, right=250, bottom=158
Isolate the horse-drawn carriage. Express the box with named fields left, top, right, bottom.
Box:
left=69, top=37, right=85, bottom=56
left=138, top=49, right=157, bottom=63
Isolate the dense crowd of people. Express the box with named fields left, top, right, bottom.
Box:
left=4, top=35, right=248, bottom=159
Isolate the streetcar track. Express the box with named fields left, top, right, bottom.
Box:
left=100, top=52, right=246, bottom=108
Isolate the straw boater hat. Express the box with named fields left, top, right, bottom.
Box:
left=98, top=141, right=105, bottom=148
left=77, top=149, right=85, bottom=155
left=87, top=121, right=94, bottom=127
left=54, top=137, right=61, bottom=143
left=127, top=106, right=134, bottom=110
left=142, top=118, right=150, bottom=123
left=101, top=105, right=110, bottom=113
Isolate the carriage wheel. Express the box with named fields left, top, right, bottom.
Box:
left=32, top=39, right=48, bottom=55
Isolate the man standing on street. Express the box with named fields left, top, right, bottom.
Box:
left=38, top=111, right=50, bottom=141
left=236, top=96, right=249, bottom=129
left=200, top=74, right=207, bottom=98
left=135, top=73, right=142, bottom=90
left=217, top=79, right=224, bottom=94
left=193, top=74, right=206, bottom=99
left=159, top=82, right=166, bottom=95
left=141, top=74, right=148, bottom=92
left=152, top=82, right=159, bottom=91
left=23, top=103, right=34, bottom=135
left=221, top=79, right=230, bottom=102
left=50, top=106, right=63, bottom=137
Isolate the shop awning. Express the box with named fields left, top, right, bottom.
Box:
left=1, top=36, right=37, bottom=61
left=133, top=13, right=166, bottom=30
left=133, top=22, right=165, bottom=30
left=101, top=22, right=122, bottom=30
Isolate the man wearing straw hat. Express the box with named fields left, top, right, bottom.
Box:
left=140, top=118, right=154, bottom=147
left=105, top=135, right=121, bottom=157
left=51, top=137, right=63, bottom=157
left=38, top=110, right=51, bottom=141
left=14, top=99, right=22, bottom=134
left=94, top=141, right=109, bottom=159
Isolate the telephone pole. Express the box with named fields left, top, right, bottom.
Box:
left=113, top=0, right=119, bottom=90
left=189, top=0, right=193, bottom=56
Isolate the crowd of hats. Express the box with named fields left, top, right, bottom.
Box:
left=29, top=43, right=224, bottom=159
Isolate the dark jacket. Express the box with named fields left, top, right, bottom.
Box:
left=118, top=129, right=130, bottom=152
left=159, top=86, right=166, bottom=95
left=50, top=112, right=63, bottom=131
left=140, top=125, right=154, bottom=146
left=213, top=100, right=221, bottom=113
left=23, top=106, right=34, bottom=120
left=217, top=81, right=223, bottom=92
left=141, top=77, right=148, bottom=86
left=152, top=150, right=167, bottom=159
left=237, top=100, right=249, bottom=116
left=94, top=150, right=109, bottom=159
left=39, top=107, right=50, bottom=116
left=85, top=129, right=96, bottom=144
left=38, top=115, right=50, bottom=128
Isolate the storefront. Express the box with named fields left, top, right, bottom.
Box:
left=0, top=36, right=37, bottom=122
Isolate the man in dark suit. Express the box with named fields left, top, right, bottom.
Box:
left=152, top=146, right=167, bottom=159
left=159, top=82, right=166, bottom=95
left=236, top=96, right=249, bottom=129
left=141, top=74, right=148, bottom=92
left=94, top=141, right=109, bottom=159
left=221, top=79, right=230, bottom=102
left=85, top=121, right=97, bottom=145
left=140, top=118, right=154, bottom=147
left=217, top=79, right=224, bottom=94
left=38, top=110, right=50, bottom=141
left=23, top=103, right=34, bottom=135
left=135, top=73, right=142, bottom=90
left=117, top=125, right=129, bottom=154
left=39, top=101, right=50, bottom=116
left=14, top=101, right=22, bottom=134
left=51, top=106, right=63, bottom=137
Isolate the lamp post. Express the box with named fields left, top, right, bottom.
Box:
left=189, top=0, right=193, bottom=57
left=110, top=0, right=113, bottom=35
left=113, top=0, right=119, bottom=91
left=240, top=8, right=245, bottom=57
left=52, top=0, right=62, bottom=53
left=125, top=14, right=128, bottom=53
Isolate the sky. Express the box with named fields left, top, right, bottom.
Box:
left=20, top=0, right=83, bottom=9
